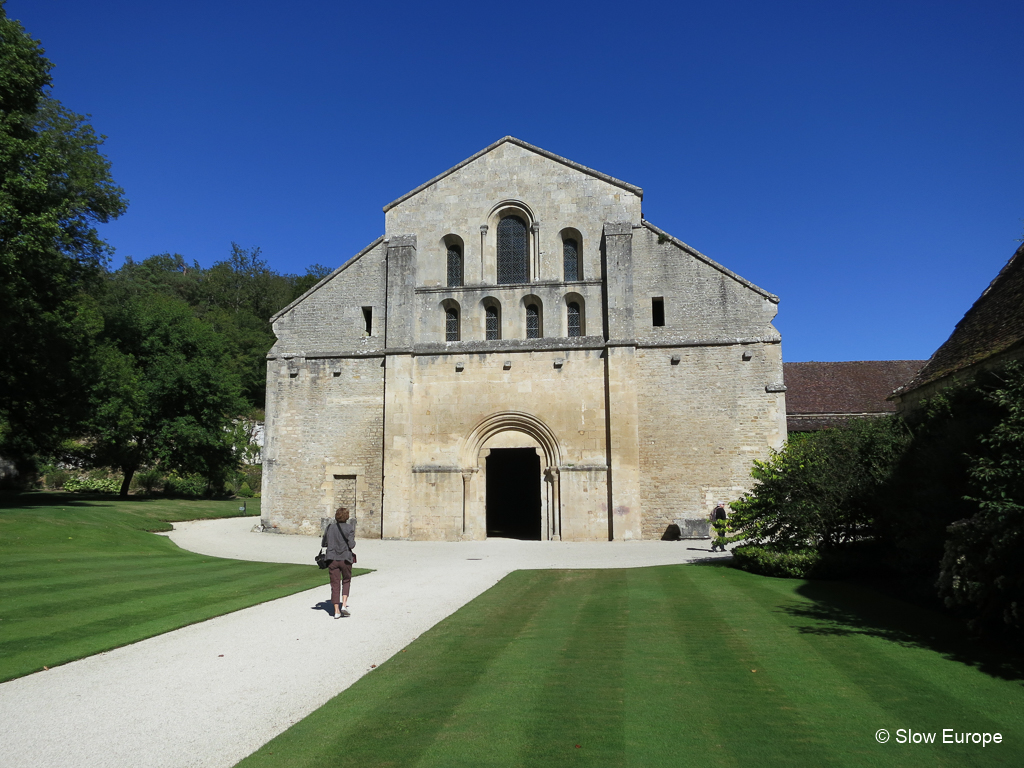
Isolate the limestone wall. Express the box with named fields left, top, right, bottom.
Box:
left=631, top=224, right=780, bottom=346
left=262, top=355, right=385, bottom=539
left=383, top=348, right=611, bottom=541
left=385, top=141, right=641, bottom=289
left=270, top=240, right=387, bottom=357
left=635, top=343, right=786, bottom=539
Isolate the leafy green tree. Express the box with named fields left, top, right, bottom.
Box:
left=937, top=362, right=1024, bottom=636
left=0, top=3, right=126, bottom=460
left=86, top=294, right=245, bottom=496
left=730, top=417, right=910, bottom=550
left=106, top=247, right=331, bottom=409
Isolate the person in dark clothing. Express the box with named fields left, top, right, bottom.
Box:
left=321, top=506, right=356, bottom=619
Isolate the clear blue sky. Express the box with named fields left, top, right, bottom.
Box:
left=10, top=0, right=1023, bottom=363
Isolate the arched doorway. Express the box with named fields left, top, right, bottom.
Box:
left=460, top=411, right=562, bottom=541
left=485, top=447, right=541, bottom=539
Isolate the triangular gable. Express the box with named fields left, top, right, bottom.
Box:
left=270, top=236, right=384, bottom=323
left=382, top=136, right=643, bottom=213
left=641, top=220, right=779, bottom=303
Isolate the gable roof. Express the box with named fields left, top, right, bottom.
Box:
left=895, top=243, right=1024, bottom=397
left=640, top=220, right=779, bottom=303
left=382, top=136, right=643, bottom=213
left=270, top=236, right=384, bottom=323
left=784, top=360, right=925, bottom=431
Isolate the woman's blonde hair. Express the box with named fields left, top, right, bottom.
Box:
left=335, top=507, right=350, bottom=523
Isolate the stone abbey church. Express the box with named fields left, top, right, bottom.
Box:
left=262, top=137, right=787, bottom=541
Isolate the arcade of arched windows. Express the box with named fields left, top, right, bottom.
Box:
left=439, top=293, right=587, bottom=343
left=436, top=216, right=586, bottom=288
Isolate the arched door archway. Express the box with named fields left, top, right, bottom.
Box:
left=460, top=412, right=562, bottom=540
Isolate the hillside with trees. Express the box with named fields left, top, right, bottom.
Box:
left=0, top=3, right=329, bottom=495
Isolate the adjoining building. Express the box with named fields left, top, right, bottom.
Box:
left=892, top=243, right=1024, bottom=411
left=784, top=360, right=925, bottom=433
left=261, top=137, right=786, bottom=541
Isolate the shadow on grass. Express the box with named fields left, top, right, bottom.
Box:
left=0, top=490, right=123, bottom=509
left=780, top=578, right=1024, bottom=683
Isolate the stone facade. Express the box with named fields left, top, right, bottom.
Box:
left=262, top=137, right=786, bottom=541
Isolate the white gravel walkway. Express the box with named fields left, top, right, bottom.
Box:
left=0, top=519, right=725, bottom=768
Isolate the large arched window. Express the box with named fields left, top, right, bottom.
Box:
left=497, top=215, right=529, bottom=284
left=563, top=238, right=579, bottom=282
left=445, top=307, right=460, bottom=342
left=567, top=302, right=581, bottom=337
left=447, top=244, right=463, bottom=287
left=526, top=303, right=541, bottom=339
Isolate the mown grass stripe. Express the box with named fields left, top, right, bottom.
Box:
left=0, top=491, right=330, bottom=682
left=238, top=563, right=1024, bottom=768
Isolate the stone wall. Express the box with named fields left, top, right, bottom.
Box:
left=383, top=347, right=611, bottom=541
left=385, top=141, right=641, bottom=291
left=262, top=138, right=785, bottom=542
left=630, top=223, right=786, bottom=537
left=262, top=355, right=385, bottom=538
left=635, top=343, right=786, bottom=539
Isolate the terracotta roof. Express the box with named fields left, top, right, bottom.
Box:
left=896, top=243, right=1024, bottom=397
left=784, top=361, right=925, bottom=431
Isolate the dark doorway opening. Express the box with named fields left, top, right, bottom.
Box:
left=486, top=448, right=542, bottom=540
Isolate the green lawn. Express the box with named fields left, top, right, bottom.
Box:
left=239, top=564, right=1024, bottom=768
left=0, top=491, right=349, bottom=682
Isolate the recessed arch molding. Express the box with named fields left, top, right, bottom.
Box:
left=460, top=410, right=562, bottom=470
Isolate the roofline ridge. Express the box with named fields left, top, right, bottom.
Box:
left=382, top=137, right=643, bottom=213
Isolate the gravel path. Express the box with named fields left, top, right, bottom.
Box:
left=0, top=519, right=725, bottom=768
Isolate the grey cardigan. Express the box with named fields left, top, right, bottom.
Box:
left=321, top=521, right=356, bottom=563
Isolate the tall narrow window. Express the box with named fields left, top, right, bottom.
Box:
left=567, top=302, right=581, bottom=337
left=486, top=305, right=499, bottom=340
left=652, top=297, right=665, bottom=327
left=447, top=244, right=463, bottom=287
left=497, top=215, right=528, bottom=284
left=526, top=304, right=540, bottom=339
left=361, top=306, right=372, bottom=336
left=563, top=238, right=579, bottom=281
left=445, top=307, right=459, bottom=342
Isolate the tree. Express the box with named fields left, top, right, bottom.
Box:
left=0, top=3, right=127, bottom=460
left=86, top=294, right=245, bottom=495
left=937, top=362, right=1024, bottom=636
left=729, top=417, right=910, bottom=550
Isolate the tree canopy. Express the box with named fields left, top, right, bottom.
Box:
left=0, top=3, right=127, bottom=459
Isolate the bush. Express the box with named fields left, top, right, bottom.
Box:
left=730, top=417, right=910, bottom=550
left=45, top=468, right=72, bottom=490
left=937, top=361, right=1024, bottom=637
left=64, top=477, right=121, bottom=493
left=163, top=473, right=208, bottom=498
left=731, top=546, right=822, bottom=578
left=132, top=468, right=163, bottom=495
left=237, top=482, right=253, bottom=498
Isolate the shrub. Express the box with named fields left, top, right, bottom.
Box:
left=937, top=361, right=1024, bottom=636
left=163, top=473, right=208, bottom=498
left=45, top=469, right=72, bottom=490
left=730, top=417, right=910, bottom=551
left=64, top=477, right=121, bottom=493
left=237, top=482, right=253, bottom=498
left=133, top=468, right=163, bottom=495
left=731, top=546, right=822, bottom=578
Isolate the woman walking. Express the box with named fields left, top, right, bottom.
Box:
left=321, top=507, right=356, bottom=619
